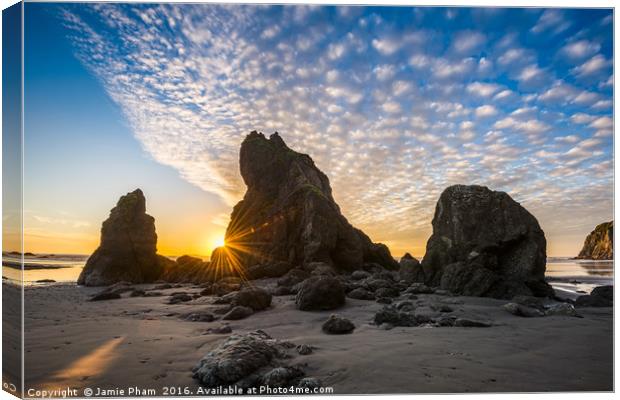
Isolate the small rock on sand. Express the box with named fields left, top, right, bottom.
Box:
left=296, top=344, right=313, bottom=355
left=90, top=292, right=121, bottom=301
left=503, top=302, right=545, bottom=318
left=454, top=318, right=492, bottom=327
left=347, top=288, right=374, bottom=300
left=167, top=293, right=193, bottom=304
left=322, top=315, right=355, bottom=334
left=183, top=312, right=216, bottom=322
left=222, top=306, right=254, bottom=320
left=205, top=325, right=232, bottom=334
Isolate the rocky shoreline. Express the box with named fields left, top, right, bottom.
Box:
left=21, top=279, right=612, bottom=393
left=36, top=131, right=612, bottom=393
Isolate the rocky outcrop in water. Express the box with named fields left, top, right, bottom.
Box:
left=576, top=221, right=613, bottom=260
left=220, top=131, right=398, bottom=275
left=78, top=189, right=166, bottom=286
left=421, top=185, right=553, bottom=299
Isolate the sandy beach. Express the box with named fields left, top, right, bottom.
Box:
left=17, top=279, right=612, bottom=396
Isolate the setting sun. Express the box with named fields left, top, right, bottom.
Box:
left=211, top=235, right=226, bottom=249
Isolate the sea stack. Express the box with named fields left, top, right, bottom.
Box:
left=221, top=131, right=398, bottom=275
left=78, top=189, right=164, bottom=286
left=421, top=185, right=553, bottom=299
left=576, top=221, right=613, bottom=260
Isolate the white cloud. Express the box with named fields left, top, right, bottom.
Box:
left=591, top=100, right=612, bottom=110
left=382, top=101, right=402, bottom=114
left=460, top=121, right=474, bottom=130
left=261, top=25, right=280, bottom=39
left=573, top=91, right=599, bottom=105
left=493, top=90, right=514, bottom=101
left=392, top=80, right=412, bottom=96
left=497, top=48, right=527, bottom=65
left=572, top=55, right=612, bottom=77
left=531, top=9, right=570, bottom=34
left=452, top=31, right=485, bottom=54
left=326, top=69, right=340, bottom=83
left=518, top=64, right=544, bottom=83
left=494, top=117, right=550, bottom=135
left=570, top=113, right=595, bottom=124
left=372, top=37, right=401, bottom=55
left=590, top=116, right=613, bottom=130
left=561, top=39, right=601, bottom=59
left=466, top=82, right=501, bottom=97
left=475, top=105, right=498, bottom=118
left=409, top=54, right=431, bottom=69
left=373, top=64, right=396, bottom=81
left=431, top=57, right=475, bottom=79
left=327, top=42, right=347, bottom=60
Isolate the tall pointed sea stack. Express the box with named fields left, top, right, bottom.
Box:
left=421, top=185, right=553, bottom=299
left=78, top=189, right=164, bottom=286
left=222, top=131, right=398, bottom=274
left=576, top=221, right=613, bottom=260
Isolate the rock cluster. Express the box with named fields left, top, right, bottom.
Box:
left=192, top=330, right=317, bottom=389
left=78, top=189, right=166, bottom=286
left=576, top=221, right=613, bottom=260
left=220, top=131, right=398, bottom=276
left=421, top=185, right=553, bottom=299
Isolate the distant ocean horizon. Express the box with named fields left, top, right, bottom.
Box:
left=2, top=253, right=613, bottom=299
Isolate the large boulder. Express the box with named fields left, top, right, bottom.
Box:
left=295, top=276, right=345, bottom=311
left=421, top=185, right=553, bottom=299
left=575, top=285, right=613, bottom=308
left=78, top=189, right=166, bottom=286
left=398, top=253, right=423, bottom=284
left=231, top=288, right=272, bottom=311
left=220, top=131, right=398, bottom=274
left=192, top=330, right=302, bottom=388
left=576, top=221, right=613, bottom=260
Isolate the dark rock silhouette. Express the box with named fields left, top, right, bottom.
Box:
left=575, top=285, right=613, bottom=307
left=295, top=276, right=345, bottom=311
left=78, top=189, right=166, bottom=286
left=160, top=255, right=228, bottom=284
left=398, top=253, right=423, bottom=284
left=421, top=185, right=553, bottom=299
left=322, top=314, right=355, bottom=334
left=576, top=221, right=613, bottom=260
left=220, top=131, right=398, bottom=275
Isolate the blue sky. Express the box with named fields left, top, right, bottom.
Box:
left=24, top=4, right=613, bottom=256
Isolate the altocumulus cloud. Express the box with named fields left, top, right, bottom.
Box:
left=61, top=4, right=613, bottom=253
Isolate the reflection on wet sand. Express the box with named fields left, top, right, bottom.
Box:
left=577, top=261, right=614, bottom=276
left=47, top=336, right=124, bottom=386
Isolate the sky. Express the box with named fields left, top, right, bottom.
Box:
left=21, top=4, right=613, bottom=258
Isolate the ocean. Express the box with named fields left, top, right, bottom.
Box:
left=1, top=253, right=614, bottom=298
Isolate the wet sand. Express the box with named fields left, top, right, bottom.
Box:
left=14, top=280, right=613, bottom=396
